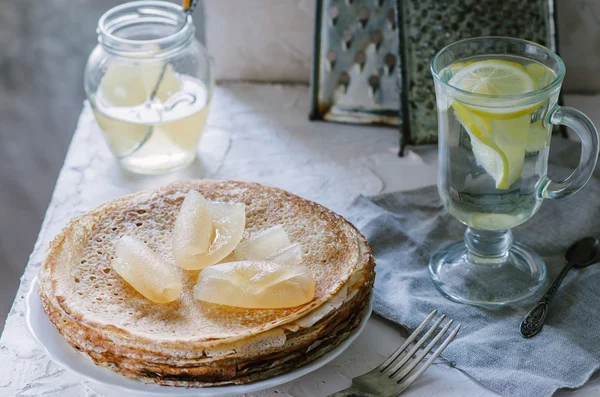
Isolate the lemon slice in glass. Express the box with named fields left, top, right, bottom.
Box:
left=525, top=63, right=554, bottom=90
left=449, top=60, right=540, bottom=119
left=452, top=102, right=527, bottom=189
left=525, top=120, right=551, bottom=152
left=449, top=60, right=534, bottom=96
left=449, top=60, right=540, bottom=189
left=470, top=212, right=529, bottom=231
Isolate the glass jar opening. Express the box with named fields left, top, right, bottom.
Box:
left=98, top=1, right=194, bottom=57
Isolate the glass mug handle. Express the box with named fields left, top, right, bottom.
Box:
left=541, top=105, right=600, bottom=199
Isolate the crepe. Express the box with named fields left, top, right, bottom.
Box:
left=38, top=180, right=375, bottom=386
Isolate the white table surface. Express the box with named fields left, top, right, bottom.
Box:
left=2, top=83, right=599, bottom=397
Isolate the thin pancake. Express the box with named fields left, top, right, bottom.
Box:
left=40, top=272, right=373, bottom=386
left=38, top=250, right=373, bottom=365
left=39, top=181, right=364, bottom=348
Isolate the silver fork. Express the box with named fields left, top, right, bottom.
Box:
left=327, top=311, right=460, bottom=397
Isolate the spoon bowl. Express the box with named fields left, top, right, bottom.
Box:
left=566, top=237, right=600, bottom=267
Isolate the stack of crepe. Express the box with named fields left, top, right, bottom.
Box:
left=38, top=181, right=374, bottom=386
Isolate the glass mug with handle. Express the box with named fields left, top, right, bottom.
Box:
left=429, top=37, right=599, bottom=306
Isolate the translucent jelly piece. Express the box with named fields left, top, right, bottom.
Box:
left=140, top=63, right=181, bottom=102
left=112, top=236, right=182, bottom=303
left=172, top=191, right=213, bottom=269
left=235, top=225, right=292, bottom=261
left=177, top=202, right=246, bottom=270
left=194, top=261, right=315, bottom=309
left=267, top=242, right=303, bottom=266
left=99, top=62, right=181, bottom=107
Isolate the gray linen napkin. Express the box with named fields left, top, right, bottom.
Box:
left=346, top=140, right=600, bottom=397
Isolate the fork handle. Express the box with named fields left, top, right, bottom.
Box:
left=328, top=386, right=378, bottom=397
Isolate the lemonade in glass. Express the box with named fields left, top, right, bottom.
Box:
left=430, top=37, right=599, bottom=306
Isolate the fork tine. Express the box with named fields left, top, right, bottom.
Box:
left=395, top=324, right=461, bottom=394
left=382, top=314, right=446, bottom=376
left=377, top=310, right=437, bottom=371
left=391, top=319, right=454, bottom=382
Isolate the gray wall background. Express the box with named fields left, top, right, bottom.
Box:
left=0, top=0, right=598, bottom=333
left=0, top=0, right=122, bottom=330
left=0, top=0, right=206, bottom=332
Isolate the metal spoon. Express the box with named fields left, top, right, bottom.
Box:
left=520, top=237, right=600, bottom=338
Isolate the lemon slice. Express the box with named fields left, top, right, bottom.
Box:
left=450, top=60, right=534, bottom=96
left=525, top=63, right=554, bottom=90
left=449, top=60, right=541, bottom=119
left=452, top=102, right=526, bottom=189
left=449, top=60, right=543, bottom=189
left=470, top=213, right=528, bottom=231
left=526, top=120, right=551, bottom=152
left=445, top=60, right=472, bottom=77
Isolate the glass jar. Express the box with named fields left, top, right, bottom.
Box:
left=84, top=1, right=213, bottom=174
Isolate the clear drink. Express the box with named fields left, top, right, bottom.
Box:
left=436, top=55, right=558, bottom=231
left=91, top=64, right=210, bottom=174
left=430, top=37, right=598, bottom=306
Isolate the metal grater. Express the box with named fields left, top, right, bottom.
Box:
left=398, top=0, right=558, bottom=151
left=309, top=0, right=402, bottom=126
left=310, top=0, right=559, bottom=155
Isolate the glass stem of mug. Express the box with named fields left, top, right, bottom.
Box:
left=464, top=228, right=513, bottom=265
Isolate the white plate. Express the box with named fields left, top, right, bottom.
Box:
left=26, top=277, right=372, bottom=396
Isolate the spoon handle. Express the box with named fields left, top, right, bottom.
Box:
left=520, top=262, right=573, bottom=338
